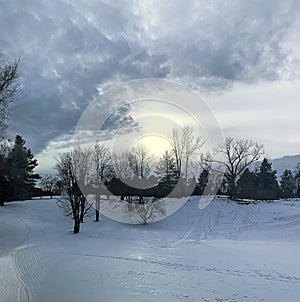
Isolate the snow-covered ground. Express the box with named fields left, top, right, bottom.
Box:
left=1, top=196, right=300, bottom=302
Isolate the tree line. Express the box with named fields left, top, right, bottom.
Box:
left=1, top=57, right=300, bottom=233
left=54, top=128, right=300, bottom=232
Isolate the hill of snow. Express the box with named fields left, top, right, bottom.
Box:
left=271, top=154, right=300, bottom=177
left=1, top=196, right=300, bottom=301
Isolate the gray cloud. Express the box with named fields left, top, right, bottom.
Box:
left=0, top=0, right=299, bottom=155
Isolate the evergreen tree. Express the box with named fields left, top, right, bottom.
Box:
left=7, top=135, right=40, bottom=200
left=280, top=169, right=295, bottom=198
left=194, top=169, right=209, bottom=195
left=255, top=158, right=279, bottom=200
left=217, top=177, right=229, bottom=195
left=155, top=151, right=179, bottom=196
left=236, top=168, right=256, bottom=199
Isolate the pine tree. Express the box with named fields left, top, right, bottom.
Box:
left=155, top=151, right=179, bottom=196
left=217, top=177, right=229, bottom=195
left=280, top=169, right=295, bottom=198
left=194, top=169, right=209, bottom=195
left=255, top=158, right=279, bottom=200
left=236, top=168, right=256, bottom=199
left=7, top=135, right=40, bottom=200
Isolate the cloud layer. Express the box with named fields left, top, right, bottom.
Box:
left=0, top=0, right=299, bottom=155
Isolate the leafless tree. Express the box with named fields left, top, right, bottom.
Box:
left=126, top=198, right=166, bottom=224
left=56, top=151, right=93, bottom=234
left=71, top=144, right=93, bottom=192
left=128, top=144, right=154, bottom=179
left=0, top=139, right=13, bottom=156
left=170, top=126, right=204, bottom=183
left=0, top=58, right=20, bottom=136
left=294, top=161, right=300, bottom=196
left=111, top=145, right=154, bottom=192
left=40, top=174, right=59, bottom=198
left=111, top=150, right=132, bottom=180
left=202, top=137, right=264, bottom=197
left=93, top=143, right=111, bottom=221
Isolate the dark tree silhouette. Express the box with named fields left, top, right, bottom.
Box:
left=93, top=144, right=111, bottom=222
left=280, top=169, right=296, bottom=198
left=202, top=137, right=264, bottom=198
left=294, top=162, right=300, bottom=197
left=194, top=169, right=210, bottom=195
left=0, top=153, right=11, bottom=205
left=236, top=168, right=256, bottom=200
left=56, top=152, right=91, bottom=234
left=6, top=135, right=40, bottom=201
left=40, top=174, right=60, bottom=198
left=255, top=158, right=279, bottom=200
left=155, top=150, right=179, bottom=196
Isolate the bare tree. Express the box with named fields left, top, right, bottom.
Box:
left=170, top=126, right=204, bottom=182
left=93, top=143, right=111, bottom=221
left=56, top=150, right=93, bottom=234
left=111, top=150, right=132, bottom=180
left=169, top=128, right=184, bottom=174
left=0, top=139, right=13, bottom=156
left=202, top=137, right=264, bottom=197
left=126, top=198, right=166, bottom=224
left=294, top=162, right=300, bottom=197
left=71, top=144, right=93, bottom=193
left=40, top=174, right=59, bottom=198
left=0, top=139, right=13, bottom=206
left=56, top=153, right=83, bottom=234
left=128, top=144, right=153, bottom=179
left=0, top=58, right=20, bottom=136
left=71, top=145, right=94, bottom=223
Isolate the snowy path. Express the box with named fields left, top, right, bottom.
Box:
left=1, top=198, right=300, bottom=301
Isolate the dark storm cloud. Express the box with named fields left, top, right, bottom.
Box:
left=0, top=0, right=299, bottom=153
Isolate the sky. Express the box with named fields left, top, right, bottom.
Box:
left=1, top=0, right=300, bottom=174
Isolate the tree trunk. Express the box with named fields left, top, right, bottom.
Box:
left=73, top=218, right=80, bottom=234
left=95, top=195, right=100, bottom=222
left=228, top=176, right=237, bottom=199
left=80, top=196, right=86, bottom=223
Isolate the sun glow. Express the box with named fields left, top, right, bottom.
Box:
left=132, top=134, right=172, bottom=157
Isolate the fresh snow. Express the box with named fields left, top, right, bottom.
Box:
left=1, top=196, right=300, bottom=302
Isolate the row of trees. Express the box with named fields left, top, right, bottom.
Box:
left=0, top=57, right=42, bottom=205
left=236, top=162, right=300, bottom=200
left=55, top=127, right=203, bottom=232
left=198, top=137, right=300, bottom=200
left=2, top=55, right=299, bottom=233
left=57, top=129, right=300, bottom=231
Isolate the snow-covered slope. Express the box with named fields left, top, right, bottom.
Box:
left=271, top=154, right=300, bottom=177
left=1, top=197, right=300, bottom=302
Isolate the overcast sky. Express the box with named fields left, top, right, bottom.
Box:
left=1, top=0, right=300, bottom=173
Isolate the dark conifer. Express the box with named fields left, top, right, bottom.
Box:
left=236, top=168, right=256, bottom=199
left=255, top=158, right=279, bottom=200
left=6, top=135, right=40, bottom=200
left=280, top=169, right=296, bottom=198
